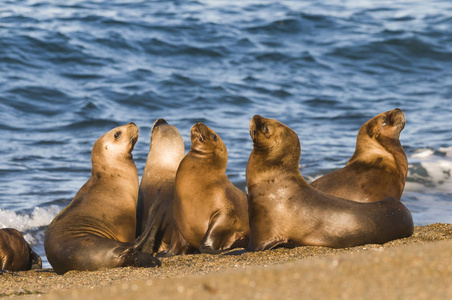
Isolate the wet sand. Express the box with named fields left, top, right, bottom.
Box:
left=2, top=223, right=452, bottom=299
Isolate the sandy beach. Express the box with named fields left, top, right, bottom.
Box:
left=2, top=223, right=451, bottom=299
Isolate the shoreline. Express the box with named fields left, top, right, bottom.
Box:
left=2, top=223, right=451, bottom=299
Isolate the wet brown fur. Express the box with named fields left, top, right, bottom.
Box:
left=311, top=109, right=408, bottom=202
left=167, top=123, right=249, bottom=255
left=136, top=119, right=185, bottom=253
left=246, top=115, right=413, bottom=251
left=0, top=228, right=41, bottom=271
left=44, top=123, right=160, bottom=274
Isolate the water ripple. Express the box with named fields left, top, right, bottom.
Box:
left=1, top=0, right=452, bottom=266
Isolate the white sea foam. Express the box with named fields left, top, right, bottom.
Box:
left=406, top=147, right=452, bottom=192
left=439, top=147, right=452, bottom=158
left=0, top=205, right=61, bottom=232
left=411, top=148, right=435, bottom=158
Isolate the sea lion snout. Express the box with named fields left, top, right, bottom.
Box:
left=383, top=109, right=405, bottom=133
left=250, top=115, right=274, bottom=142
left=250, top=115, right=264, bottom=127
left=250, top=127, right=257, bottom=141
left=392, top=108, right=406, bottom=129
left=250, top=115, right=265, bottom=137
left=191, top=123, right=206, bottom=143
left=152, top=119, right=168, bottom=130
left=30, top=250, right=42, bottom=270
left=128, top=124, right=140, bottom=146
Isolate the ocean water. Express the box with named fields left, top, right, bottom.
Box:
left=1, top=0, right=451, bottom=268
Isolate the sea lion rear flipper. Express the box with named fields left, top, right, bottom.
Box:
left=133, top=252, right=161, bottom=268
left=133, top=190, right=164, bottom=253
left=166, top=228, right=196, bottom=256
left=135, top=191, right=145, bottom=237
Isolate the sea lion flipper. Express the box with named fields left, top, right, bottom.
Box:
left=198, top=212, right=237, bottom=254
left=134, top=190, right=164, bottom=254
left=133, top=252, right=161, bottom=268
left=246, top=115, right=413, bottom=250
left=166, top=229, right=196, bottom=256
left=135, top=192, right=145, bottom=237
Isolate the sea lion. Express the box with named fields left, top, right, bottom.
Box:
left=0, top=228, right=41, bottom=272
left=167, top=122, right=249, bottom=255
left=44, top=123, right=160, bottom=275
left=246, top=115, right=413, bottom=251
left=311, top=108, right=408, bottom=202
left=136, top=119, right=185, bottom=253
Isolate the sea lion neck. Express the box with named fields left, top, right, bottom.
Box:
left=187, top=149, right=227, bottom=172
left=247, top=142, right=304, bottom=190
left=146, top=138, right=185, bottom=173
left=90, top=141, right=138, bottom=180
left=350, top=125, right=406, bottom=165
left=91, top=156, right=136, bottom=173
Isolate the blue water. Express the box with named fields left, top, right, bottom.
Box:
left=1, top=0, right=451, bottom=268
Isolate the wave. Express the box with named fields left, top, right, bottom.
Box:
left=405, top=147, right=452, bottom=192
left=0, top=206, right=61, bottom=243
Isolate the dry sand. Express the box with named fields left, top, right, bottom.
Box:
left=2, top=223, right=451, bottom=299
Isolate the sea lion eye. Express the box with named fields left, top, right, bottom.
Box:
left=382, top=117, right=387, bottom=126
left=114, top=131, right=122, bottom=139
left=212, top=134, right=217, bottom=141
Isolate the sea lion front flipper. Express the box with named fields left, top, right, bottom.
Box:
left=199, top=212, right=238, bottom=254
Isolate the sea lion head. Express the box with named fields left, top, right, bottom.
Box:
left=148, top=118, right=185, bottom=169
left=190, top=122, right=227, bottom=163
left=356, top=108, right=405, bottom=153
left=249, top=115, right=301, bottom=168
left=91, top=122, right=139, bottom=169
left=364, top=108, right=405, bottom=140
left=29, top=247, right=42, bottom=270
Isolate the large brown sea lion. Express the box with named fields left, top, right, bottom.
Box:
left=44, top=123, right=160, bottom=274
left=0, top=228, right=41, bottom=272
left=246, top=115, right=413, bottom=251
left=167, top=122, right=249, bottom=255
left=136, top=119, right=185, bottom=253
left=311, top=108, right=407, bottom=202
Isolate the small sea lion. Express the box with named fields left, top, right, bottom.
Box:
left=311, top=108, right=408, bottom=202
left=44, top=123, right=160, bottom=274
left=0, top=228, right=41, bottom=272
left=167, top=122, right=249, bottom=255
left=136, top=119, right=185, bottom=253
left=246, top=115, right=413, bottom=251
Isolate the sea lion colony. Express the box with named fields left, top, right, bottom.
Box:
left=1, top=109, right=413, bottom=274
